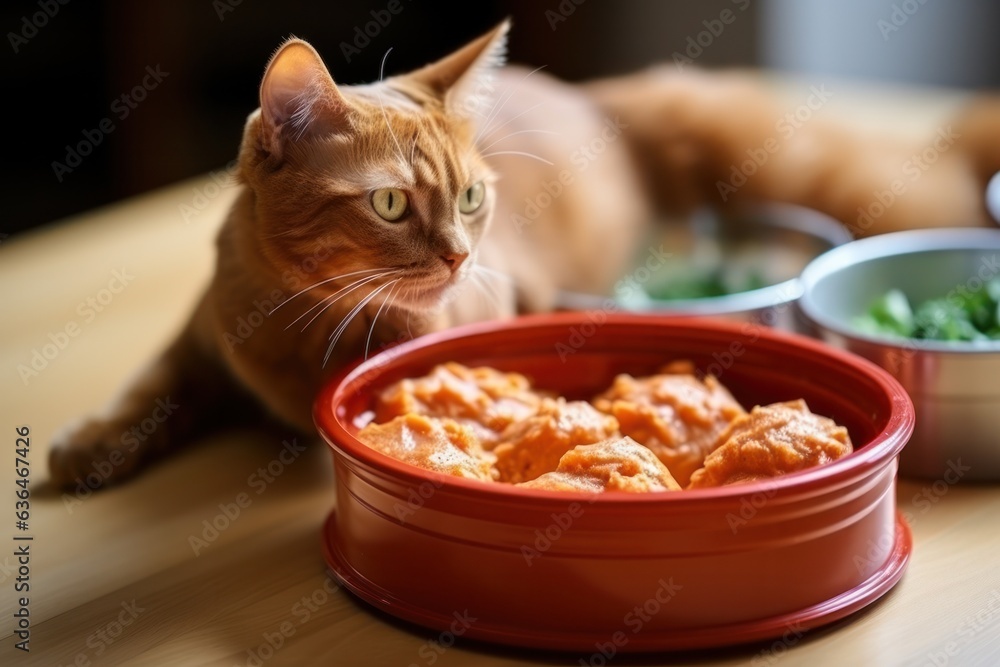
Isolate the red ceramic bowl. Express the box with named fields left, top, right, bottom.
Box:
left=315, top=314, right=914, bottom=652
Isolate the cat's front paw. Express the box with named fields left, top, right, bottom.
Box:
left=49, top=418, right=144, bottom=490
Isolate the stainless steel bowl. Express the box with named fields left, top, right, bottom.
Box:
left=798, top=228, right=1000, bottom=480
left=557, top=203, right=851, bottom=331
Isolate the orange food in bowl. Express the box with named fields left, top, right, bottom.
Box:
left=493, top=398, right=620, bottom=483
left=593, top=362, right=746, bottom=487
left=374, top=362, right=544, bottom=446
left=519, top=436, right=682, bottom=493
left=356, top=413, right=495, bottom=482
left=360, top=362, right=853, bottom=493
left=688, top=400, right=853, bottom=489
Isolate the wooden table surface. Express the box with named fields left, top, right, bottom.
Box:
left=1, top=78, right=998, bottom=667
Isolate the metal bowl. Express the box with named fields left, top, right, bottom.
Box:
left=798, top=228, right=1000, bottom=480
left=557, top=203, right=851, bottom=331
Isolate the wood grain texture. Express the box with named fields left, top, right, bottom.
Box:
left=1, top=80, right=997, bottom=667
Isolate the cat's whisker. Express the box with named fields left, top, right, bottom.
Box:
left=473, top=65, right=548, bottom=146
left=470, top=271, right=501, bottom=314
left=473, top=102, right=542, bottom=155
left=270, top=267, right=392, bottom=313
left=285, top=271, right=395, bottom=333
left=474, top=264, right=514, bottom=283
left=473, top=264, right=515, bottom=314
left=478, top=128, right=559, bottom=152
left=323, top=280, right=398, bottom=367
left=480, top=150, right=554, bottom=166
left=365, top=280, right=401, bottom=359
left=291, top=271, right=396, bottom=332
left=471, top=264, right=505, bottom=303
left=378, top=47, right=393, bottom=81
left=377, top=91, right=409, bottom=165
left=295, top=297, right=342, bottom=335
left=259, top=211, right=344, bottom=239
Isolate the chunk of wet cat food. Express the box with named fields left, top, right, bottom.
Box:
left=492, top=398, right=620, bottom=483
left=356, top=413, right=495, bottom=482
left=518, top=436, right=682, bottom=493
left=374, top=362, right=544, bottom=446
left=593, top=362, right=746, bottom=487
left=687, top=400, right=853, bottom=489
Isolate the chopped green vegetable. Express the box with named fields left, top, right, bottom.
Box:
left=856, top=278, right=1000, bottom=342
left=858, top=289, right=913, bottom=337
left=645, top=267, right=768, bottom=301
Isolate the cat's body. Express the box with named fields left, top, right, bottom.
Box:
left=49, top=22, right=999, bottom=487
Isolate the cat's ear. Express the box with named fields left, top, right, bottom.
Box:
left=407, top=19, right=509, bottom=119
left=258, top=38, right=349, bottom=158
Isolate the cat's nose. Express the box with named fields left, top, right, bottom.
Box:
left=440, top=251, right=469, bottom=273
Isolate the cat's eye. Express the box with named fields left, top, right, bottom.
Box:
left=459, top=181, right=486, bottom=214
left=371, top=188, right=409, bottom=222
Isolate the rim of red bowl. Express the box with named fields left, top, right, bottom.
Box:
left=314, top=313, right=915, bottom=503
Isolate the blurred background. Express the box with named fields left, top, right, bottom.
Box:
left=5, top=0, right=1000, bottom=235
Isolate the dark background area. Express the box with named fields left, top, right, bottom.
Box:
left=4, top=0, right=999, bottom=236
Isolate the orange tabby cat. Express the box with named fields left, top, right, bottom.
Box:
left=49, top=21, right=998, bottom=487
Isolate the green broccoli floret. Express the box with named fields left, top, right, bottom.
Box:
left=912, top=299, right=984, bottom=341
left=855, top=289, right=914, bottom=337
left=858, top=276, right=1000, bottom=342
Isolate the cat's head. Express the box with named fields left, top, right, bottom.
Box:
left=238, top=22, right=508, bottom=311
